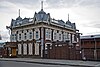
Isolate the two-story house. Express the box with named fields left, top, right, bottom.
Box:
left=7, top=2, right=80, bottom=59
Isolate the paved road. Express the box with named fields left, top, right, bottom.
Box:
left=0, top=61, right=78, bottom=67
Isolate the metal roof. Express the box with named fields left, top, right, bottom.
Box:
left=10, top=9, right=76, bottom=30
left=80, top=34, right=100, bottom=39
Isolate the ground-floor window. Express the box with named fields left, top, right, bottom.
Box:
left=35, top=43, right=39, bottom=55
left=18, top=44, right=21, bottom=55
left=23, top=43, right=27, bottom=55
left=28, top=43, right=33, bottom=55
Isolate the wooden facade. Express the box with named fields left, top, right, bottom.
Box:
left=81, top=35, right=100, bottom=60
left=0, top=47, right=4, bottom=57
left=47, top=41, right=81, bottom=60
left=3, top=42, right=17, bottom=57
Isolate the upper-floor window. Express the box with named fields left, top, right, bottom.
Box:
left=46, top=29, right=51, bottom=39
left=29, top=32, right=32, bottom=39
left=16, top=31, right=18, bottom=34
left=59, top=34, right=61, bottom=40
left=12, top=34, right=14, bottom=40
left=24, top=33, right=27, bottom=39
left=48, top=31, right=51, bottom=38
left=46, top=29, right=49, bottom=38
left=27, top=29, right=29, bottom=32
left=54, top=33, right=56, bottom=39
left=19, top=34, right=21, bottom=40
left=14, top=34, right=16, bottom=40
left=36, top=31, right=38, bottom=39
left=64, top=32, right=68, bottom=40
left=22, top=30, right=23, bottom=33
left=72, top=34, right=75, bottom=42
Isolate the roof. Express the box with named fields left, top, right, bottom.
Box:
left=11, top=17, right=33, bottom=27
left=34, top=10, right=49, bottom=21
left=80, top=34, right=100, bottom=39
left=0, top=42, right=5, bottom=47
left=10, top=9, right=77, bottom=30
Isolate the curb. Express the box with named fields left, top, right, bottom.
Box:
left=0, top=59, right=94, bottom=67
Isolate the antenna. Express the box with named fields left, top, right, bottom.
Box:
left=19, top=9, right=20, bottom=17
left=68, top=14, right=69, bottom=21
left=41, top=1, right=43, bottom=10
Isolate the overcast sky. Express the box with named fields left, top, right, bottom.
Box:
left=0, top=0, right=100, bottom=42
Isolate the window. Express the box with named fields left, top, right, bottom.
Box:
left=48, top=31, right=51, bottom=38
left=59, top=34, right=61, bottom=40
left=19, top=34, right=21, bottom=40
left=63, top=32, right=67, bottom=41
left=28, top=43, right=33, bottom=55
left=46, top=29, right=49, bottom=38
left=22, top=30, right=23, bottom=33
left=69, top=33, right=71, bottom=40
left=16, top=31, right=18, bottom=34
left=66, top=33, right=69, bottom=39
left=27, top=29, right=29, bottom=32
left=12, top=34, right=14, bottom=40
left=14, top=34, right=16, bottom=40
left=18, top=44, right=21, bottom=54
left=46, top=29, right=51, bottom=39
left=36, top=31, right=38, bottom=39
left=54, top=33, right=56, bottom=39
left=72, top=34, right=75, bottom=42
left=29, top=32, right=32, bottom=39
left=24, top=33, right=27, bottom=39
left=64, top=32, right=68, bottom=40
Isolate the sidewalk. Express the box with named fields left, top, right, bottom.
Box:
left=0, top=58, right=100, bottom=67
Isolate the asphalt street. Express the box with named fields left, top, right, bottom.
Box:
left=0, top=61, right=78, bottom=67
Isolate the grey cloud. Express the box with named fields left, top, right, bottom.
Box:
left=84, top=21, right=100, bottom=28
left=2, top=0, right=39, bottom=5
left=45, top=0, right=100, bottom=8
left=80, top=20, right=100, bottom=29
left=0, top=0, right=100, bottom=11
left=92, top=23, right=100, bottom=28
left=45, top=0, right=79, bottom=8
left=1, top=0, right=41, bottom=9
left=78, top=0, right=100, bottom=7
left=0, top=1, right=17, bottom=13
